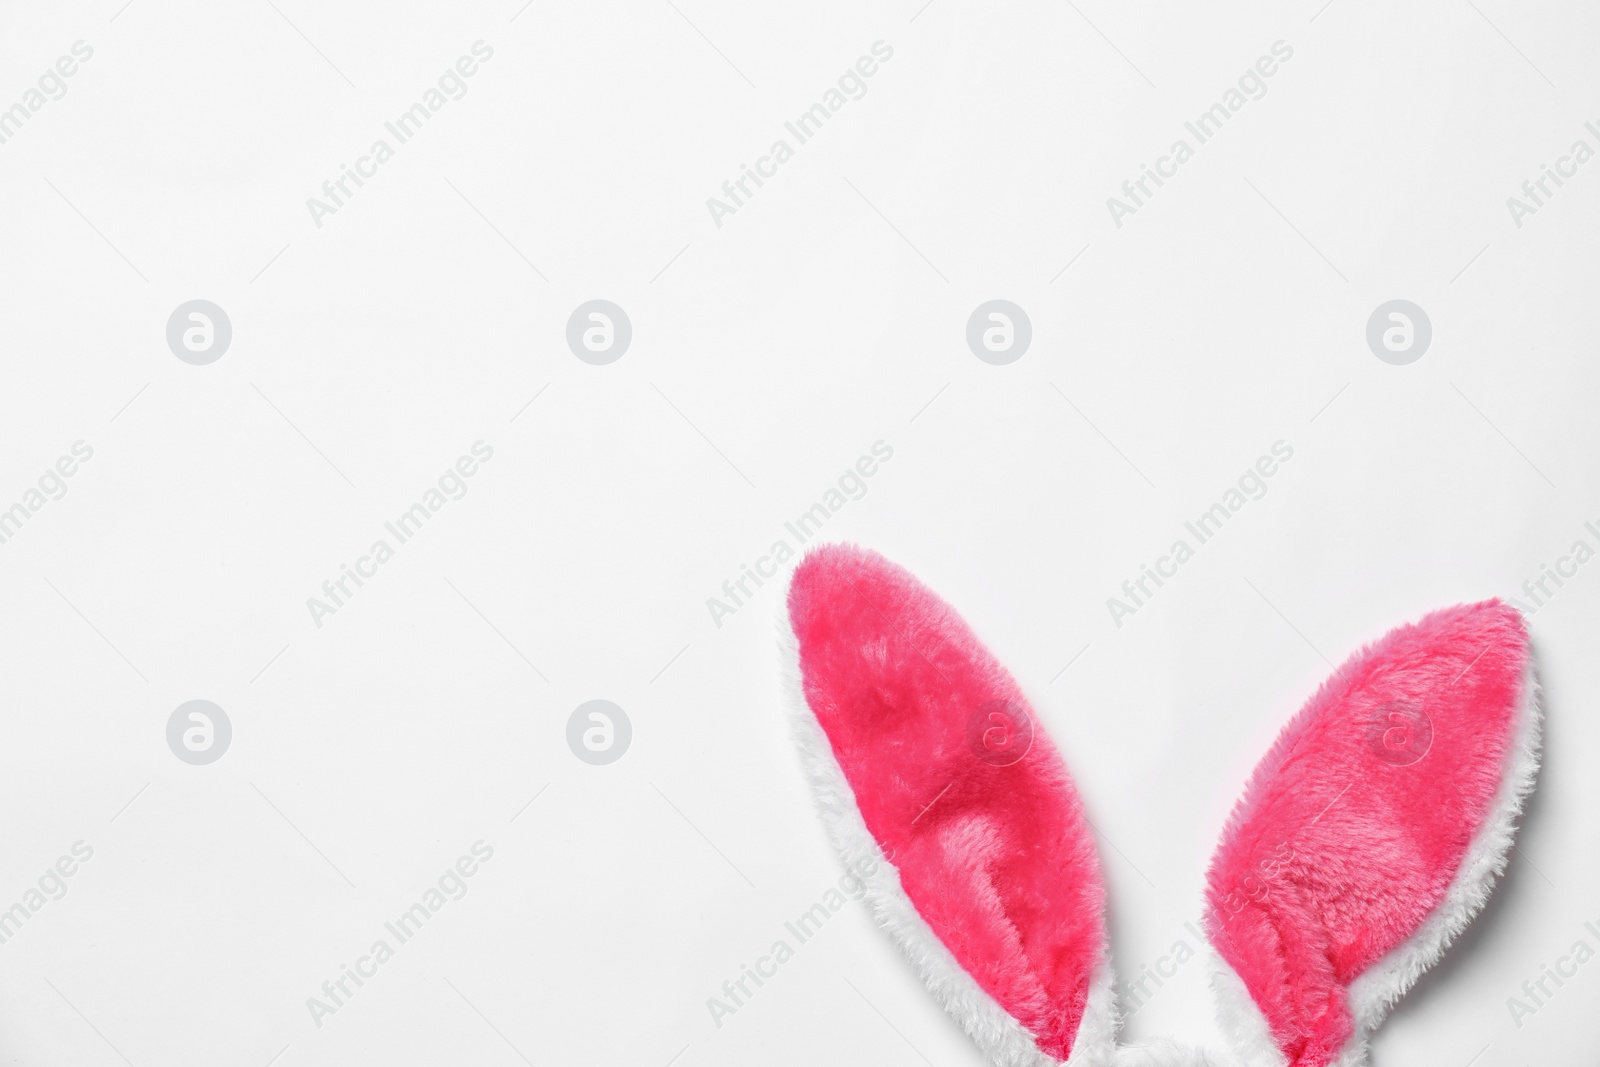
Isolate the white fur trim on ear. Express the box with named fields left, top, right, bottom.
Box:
left=1206, top=950, right=1288, bottom=1067
left=1335, top=656, right=1543, bottom=1064
left=1072, top=963, right=1120, bottom=1066
left=778, top=611, right=1118, bottom=1067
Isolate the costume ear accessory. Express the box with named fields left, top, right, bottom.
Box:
left=782, top=544, right=1538, bottom=1067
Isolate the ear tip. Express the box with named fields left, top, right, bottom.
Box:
left=791, top=540, right=890, bottom=581
left=1401, top=598, right=1535, bottom=688
left=1412, top=597, right=1531, bottom=645
left=788, top=543, right=945, bottom=638
left=789, top=541, right=889, bottom=600
left=1424, top=595, right=1531, bottom=631
left=1318, top=598, right=1532, bottom=697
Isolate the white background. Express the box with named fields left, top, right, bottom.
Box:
left=0, top=0, right=1597, bottom=1064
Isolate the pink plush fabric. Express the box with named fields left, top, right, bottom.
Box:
left=788, top=544, right=1105, bottom=1060
left=1205, top=600, right=1531, bottom=1067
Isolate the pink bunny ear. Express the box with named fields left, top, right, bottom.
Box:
left=784, top=544, right=1114, bottom=1066
left=1205, top=600, right=1539, bottom=1067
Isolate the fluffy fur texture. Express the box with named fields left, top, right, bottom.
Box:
left=786, top=544, right=1110, bottom=1062
left=1334, top=654, right=1540, bottom=1066
left=780, top=621, right=1084, bottom=1067
left=1203, top=601, right=1537, bottom=1067
left=778, top=545, right=1540, bottom=1067
left=1207, top=949, right=1290, bottom=1067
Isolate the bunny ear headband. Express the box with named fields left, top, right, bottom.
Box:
left=780, top=544, right=1540, bottom=1067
